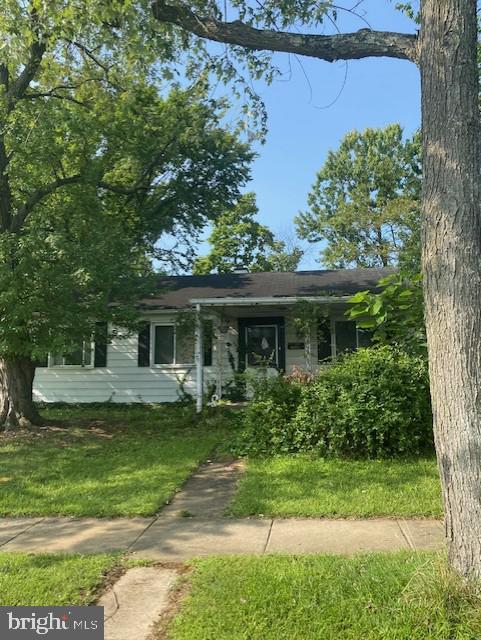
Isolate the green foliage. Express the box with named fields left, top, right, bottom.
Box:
left=347, top=274, right=425, bottom=355
left=296, top=125, right=421, bottom=268
left=0, top=3, right=253, bottom=362
left=288, top=300, right=328, bottom=339
left=234, top=347, right=432, bottom=458
left=193, top=193, right=302, bottom=274
left=293, top=347, right=432, bottom=458
left=232, top=375, right=302, bottom=456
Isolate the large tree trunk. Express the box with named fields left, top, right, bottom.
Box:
left=0, top=357, right=40, bottom=431
left=420, top=0, right=481, bottom=580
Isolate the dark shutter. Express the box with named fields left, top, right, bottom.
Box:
left=94, top=321, right=108, bottom=368
left=335, top=321, right=358, bottom=355
left=138, top=322, right=151, bottom=367
left=203, top=320, right=213, bottom=367
left=318, top=319, right=332, bottom=362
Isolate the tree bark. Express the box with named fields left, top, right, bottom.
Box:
left=0, top=357, right=41, bottom=431
left=151, top=1, right=418, bottom=62
left=420, top=0, right=481, bottom=580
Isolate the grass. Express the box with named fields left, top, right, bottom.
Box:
left=229, top=456, right=442, bottom=518
left=0, top=553, right=118, bottom=605
left=169, top=553, right=481, bottom=640
left=0, top=404, right=229, bottom=517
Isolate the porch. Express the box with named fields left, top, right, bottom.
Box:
left=192, top=295, right=372, bottom=411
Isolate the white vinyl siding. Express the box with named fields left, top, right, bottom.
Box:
left=33, top=313, right=216, bottom=404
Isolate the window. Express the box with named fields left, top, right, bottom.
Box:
left=154, top=325, right=175, bottom=364
left=50, top=341, right=93, bottom=367
left=335, top=321, right=358, bottom=355
left=333, top=321, right=374, bottom=357
left=245, top=324, right=279, bottom=368
left=149, top=321, right=213, bottom=367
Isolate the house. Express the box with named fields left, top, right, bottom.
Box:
left=33, top=268, right=393, bottom=410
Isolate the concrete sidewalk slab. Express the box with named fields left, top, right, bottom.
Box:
left=0, top=518, right=43, bottom=546
left=162, top=460, right=244, bottom=519
left=98, top=567, right=177, bottom=640
left=397, top=519, right=445, bottom=551
left=131, top=517, right=272, bottom=561
left=1, top=517, right=154, bottom=554
left=267, top=519, right=411, bottom=555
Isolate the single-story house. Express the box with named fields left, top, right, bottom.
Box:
left=33, top=268, right=393, bottom=410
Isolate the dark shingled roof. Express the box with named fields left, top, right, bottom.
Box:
left=140, top=268, right=396, bottom=309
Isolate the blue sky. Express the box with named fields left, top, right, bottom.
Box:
left=172, top=2, right=421, bottom=272
left=246, top=1, right=421, bottom=269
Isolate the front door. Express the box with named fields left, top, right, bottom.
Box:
left=238, top=317, right=286, bottom=372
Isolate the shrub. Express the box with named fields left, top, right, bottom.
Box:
left=231, top=374, right=302, bottom=456
left=233, top=347, right=433, bottom=458
left=292, top=347, right=432, bottom=458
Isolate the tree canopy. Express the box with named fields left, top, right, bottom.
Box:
left=193, top=193, right=303, bottom=274
left=296, top=125, right=421, bottom=269
left=0, top=1, right=253, bottom=427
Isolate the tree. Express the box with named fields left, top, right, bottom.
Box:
left=296, top=125, right=421, bottom=269
left=0, top=3, right=252, bottom=429
left=347, top=273, right=425, bottom=355
left=193, top=193, right=303, bottom=273
left=151, top=0, right=481, bottom=580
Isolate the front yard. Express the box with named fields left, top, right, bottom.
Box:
left=168, top=553, right=481, bottom=640
left=0, top=553, right=118, bottom=606
left=229, top=456, right=442, bottom=518
left=0, top=404, right=228, bottom=517
left=0, top=405, right=442, bottom=520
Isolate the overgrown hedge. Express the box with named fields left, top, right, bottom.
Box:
left=233, top=346, right=433, bottom=458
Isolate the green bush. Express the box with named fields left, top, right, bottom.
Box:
left=231, top=375, right=302, bottom=456
left=234, top=347, right=433, bottom=458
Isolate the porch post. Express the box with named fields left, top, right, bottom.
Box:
left=215, top=314, right=223, bottom=400
left=195, top=303, right=204, bottom=413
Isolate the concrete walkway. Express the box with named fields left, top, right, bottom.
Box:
left=98, top=566, right=177, bottom=640
left=0, top=460, right=445, bottom=558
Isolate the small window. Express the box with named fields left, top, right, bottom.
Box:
left=50, top=341, right=93, bottom=367
left=335, top=321, right=357, bottom=355
left=154, top=325, right=175, bottom=365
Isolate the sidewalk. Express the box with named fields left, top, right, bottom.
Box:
left=0, top=461, right=445, bottom=559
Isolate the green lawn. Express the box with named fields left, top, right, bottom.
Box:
left=229, top=456, right=442, bottom=518
left=169, top=553, right=481, bottom=640
left=0, top=553, right=118, bottom=605
left=0, top=404, right=228, bottom=517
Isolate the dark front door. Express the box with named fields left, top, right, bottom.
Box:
left=238, top=317, right=286, bottom=372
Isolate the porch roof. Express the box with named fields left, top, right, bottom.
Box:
left=140, top=268, right=395, bottom=310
